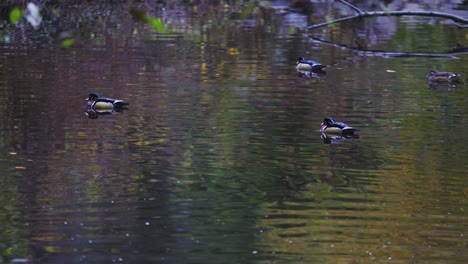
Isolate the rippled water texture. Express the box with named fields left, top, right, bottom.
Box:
left=0, top=1, right=467, bottom=263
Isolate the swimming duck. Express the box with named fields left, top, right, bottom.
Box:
left=427, top=70, right=463, bottom=84
left=320, top=117, right=359, bottom=134
left=296, top=57, right=326, bottom=71
left=86, top=92, right=129, bottom=110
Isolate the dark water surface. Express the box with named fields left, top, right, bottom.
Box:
left=1, top=1, right=467, bottom=263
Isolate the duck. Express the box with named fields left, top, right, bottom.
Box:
left=86, top=92, right=129, bottom=110
left=320, top=117, right=359, bottom=134
left=296, top=57, right=326, bottom=71
left=427, top=70, right=463, bottom=84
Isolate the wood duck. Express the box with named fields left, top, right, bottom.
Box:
left=86, top=92, right=129, bottom=110
left=320, top=117, right=359, bottom=134
left=296, top=57, right=326, bottom=71
left=427, top=70, right=463, bottom=84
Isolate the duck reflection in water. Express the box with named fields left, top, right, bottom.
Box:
left=297, top=69, right=326, bottom=78
left=85, top=107, right=128, bottom=119
left=321, top=132, right=359, bottom=144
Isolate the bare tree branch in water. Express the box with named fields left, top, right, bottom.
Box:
left=305, top=0, right=468, bottom=58
left=308, top=36, right=468, bottom=59
left=308, top=0, right=468, bottom=30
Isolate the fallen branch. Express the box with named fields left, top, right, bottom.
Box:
left=309, top=36, right=467, bottom=59
left=339, top=0, right=364, bottom=15
left=308, top=1, right=468, bottom=30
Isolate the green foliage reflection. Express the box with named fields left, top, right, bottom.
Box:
left=130, top=8, right=166, bottom=33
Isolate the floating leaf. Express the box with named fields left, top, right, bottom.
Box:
left=61, top=38, right=74, bottom=47
left=9, top=7, right=22, bottom=24
left=148, top=17, right=166, bottom=32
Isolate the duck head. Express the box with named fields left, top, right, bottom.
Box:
left=86, top=92, right=101, bottom=101
left=297, top=57, right=305, bottom=64
left=321, top=117, right=335, bottom=126
left=320, top=117, right=335, bottom=131
left=426, top=70, right=434, bottom=78
left=86, top=92, right=101, bottom=107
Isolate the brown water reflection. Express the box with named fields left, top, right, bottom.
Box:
left=0, top=1, right=467, bottom=263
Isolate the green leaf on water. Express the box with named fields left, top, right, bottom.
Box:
left=61, top=38, right=74, bottom=47
left=9, top=7, right=22, bottom=24
left=148, top=17, right=166, bottom=33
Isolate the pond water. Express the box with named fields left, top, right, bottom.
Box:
left=0, top=1, right=467, bottom=263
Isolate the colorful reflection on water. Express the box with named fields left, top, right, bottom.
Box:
left=0, top=1, right=467, bottom=263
